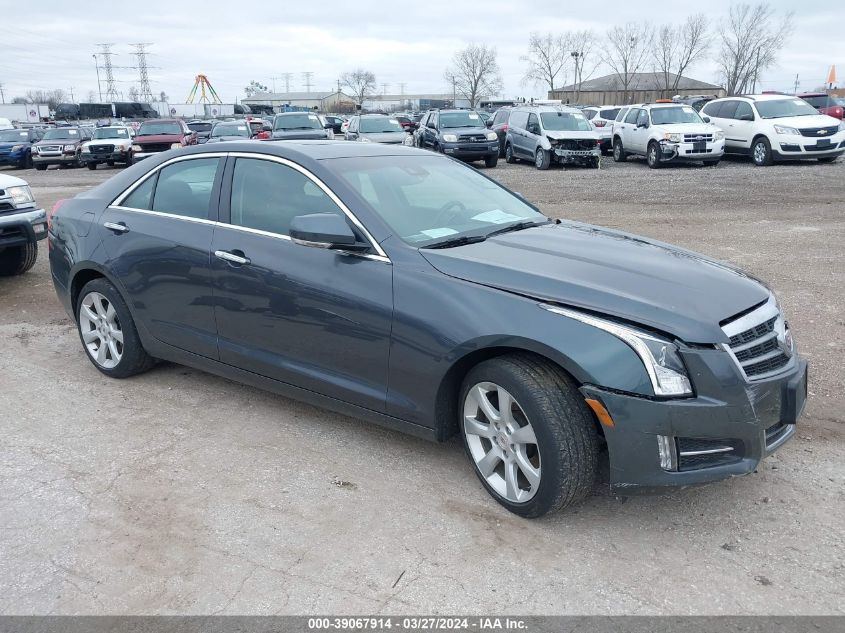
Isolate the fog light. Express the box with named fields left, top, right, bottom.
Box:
left=33, top=223, right=46, bottom=234
left=657, top=435, right=677, bottom=471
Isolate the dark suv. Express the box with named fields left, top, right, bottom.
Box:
left=415, top=109, right=499, bottom=167
left=32, top=126, right=92, bottom=170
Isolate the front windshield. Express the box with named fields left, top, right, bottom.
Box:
left=334, top=155, right=547, bottom=246
left=137, top=122, right=182, bottom=136
left=0, top=130, right=29, bottom=142
left=650, top=106, right=703, bottom=125
left=188, top=122, right=212, bottom=132
left=212, top=123, right=250, bottom=137
left=360, top=117, right=403, bottom=133
left=439, top=111, right=484, bottom=128
left=93, top=128, right=129, bottom=139
left=540, top=112, right=592, bottom=131
left=42, top=128, right=80, bottom=140
left=274, top=113, right=322, bottom=130
left=755, top=99, right=819, bottom=119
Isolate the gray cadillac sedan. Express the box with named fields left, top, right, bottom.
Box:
left=48, top=141, right=807, bottom=517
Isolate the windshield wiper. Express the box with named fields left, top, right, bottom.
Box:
left=485, top=220, right=551, bottom=239
left=422, top=234, right=487, bottom=249
left=280, top=126, right=319, bottom=131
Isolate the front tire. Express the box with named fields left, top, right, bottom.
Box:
left=35, top=163, right=47, bottom=171
left=76, top=278, right=155, bottom=378
left=647, top=142, right=662, bottom=169
left=535, top=148, right=551, bottom=170
left=703, top=159, right=720, bottom=167
left=752, top=137, right=773, bottom=166
left=0, top=242, right=38, bottom=276
left=460, top=354, right=599, bottom=518
left=87, top=162, right=97, bottom=170
left=613, top=138, right=627, bottom=162
left=484, top=154, right=498, bottom=168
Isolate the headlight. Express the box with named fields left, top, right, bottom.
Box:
left=838, top=122, right=845, bottom=132
left=486, top=132, right=497, bottom=141
left=540, top=304, right=693, bottom=397
left=713, top=130, right=725, bottom=140
left=31, top=146, right=39, bottom=153
left=132, top=144, right=142, bottom=152
left=663, top=133, right=682, bottom=143
left=7, top=185, right=34, bottom=207
left=63, top=144, right=76, bottom=151
left=11, top=144, right=24, bottom=152
left=441, top=134, right=458, bottom=142
left=170, top=142, right=183, bottom=149
left=81, top=145, right=91, bottom=153
left=774, top=125, right=799, bottom=135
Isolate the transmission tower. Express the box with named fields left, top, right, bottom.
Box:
left=131, top=43, right=154, bottom=102
left=302, top=72, right=314, bottom=93
left=96, top=44, right=120, bottom=101
left=282, top=73, right=293, bottom=92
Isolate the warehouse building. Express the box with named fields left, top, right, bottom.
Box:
left=549, top=72, right=726, bottom=105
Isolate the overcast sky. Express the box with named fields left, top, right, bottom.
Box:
left=0, top=0, right=841, bottom=104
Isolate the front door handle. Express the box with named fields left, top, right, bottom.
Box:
left=103, top=221, right=129, bottom=234
left=214, top=250, right=251, bottom=266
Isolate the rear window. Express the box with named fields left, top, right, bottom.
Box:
left=599, top=108, right=620, bottom=121
left=615, top=108, right=629, bottom=122
left=802, top=95, right=835, bottom=109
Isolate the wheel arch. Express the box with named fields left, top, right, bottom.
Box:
left=69, top=263, right=129, bottom=319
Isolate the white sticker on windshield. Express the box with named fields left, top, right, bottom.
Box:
left=308, top=115, right=318, bottom=120
left=792, top=100, right=805, bottom=105
left=389, top=119, right=399, bottom=124
left=683, top=107, right=695, bottom=113
left=68, top=130, right=78, bottom=135
left=116, top=129, right=127, bottom=135
left=468, top=114, right=479, bottom=119
left=237, top=126, right=247, bottom=131
left=472, top=209, right=523, bottom=224
left=421, top=228, right=459, bottom=238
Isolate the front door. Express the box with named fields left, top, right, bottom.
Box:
left=210, top=155, right=393, bottom=412
left=629, top=109, right=650, bottom=154
left=100, top=155, right=223, bottom=359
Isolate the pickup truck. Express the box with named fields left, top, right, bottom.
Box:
left=131, top=119, right=197, bottom=160
left=0, top=173, right=47, bottom=276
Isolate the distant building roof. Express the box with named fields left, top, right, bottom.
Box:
left=244, top=91, right=346, bottom=102
left=559, top=73, right=723, bottom=92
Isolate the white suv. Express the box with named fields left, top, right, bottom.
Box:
left=612, top=102, right=725, bottom=168
left=583, top=106, right=622, bottom=155
left=700, top=94, right=845, bottom=165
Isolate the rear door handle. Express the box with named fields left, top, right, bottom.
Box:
left=103, top=221, right=129, bottom=233
left=214, top=250, right=251, bottom=266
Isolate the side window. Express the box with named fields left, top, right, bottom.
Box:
left=510, top=111, right=529, bottom=130
left=636, top=109, right=650, bottom=126
left=429, top=113, right=438, bottom=128
left=735, top=101, right=754, bottom=121
left=583, top=109, right=597, bottom=120
left=527, top=113, right=540, bottom=133
left=120, top=173, right=157, bottom=210
left=492, top=110, right=506, bottom=125
left=624, top=108, right=640, bottom=124
left=615, top=107, right=629, bottom=122
left=230, top=158, right=345, bottom=237
left=152, top=158, right=221, bottom=219
left=701, top=101, right=721, bottom=117
left=719, top=101, right=739, bottom=119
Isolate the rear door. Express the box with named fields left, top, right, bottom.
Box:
left=101, top=155, right=224, bottom=359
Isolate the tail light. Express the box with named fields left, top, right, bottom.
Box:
left=47, top=199, right=67, bottom=232
left=593, top=121, right=606, bottom=127
left=501, top=124, right=508, bottom=132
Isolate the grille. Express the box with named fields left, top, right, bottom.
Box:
left=457, top=134, right=487, bottom=143
left=91, top=144, right=115, bottom=153
left=39, top=145, right=62, bottom=152
left=684, top=134, right=713, bottom=142
left=0, top=225, right=25, bottom=238
left=137, top=143, right=173, bottom=153
left=0, top=202, right=14, bottom=211
left=803, top=143, right=835, bottom=152
left=676, top=437, right=742, bottom=471
left=557, top=139, right=597, bottom=151
left=799, top=127, right=836, bottom=137
left=722, top=298, right=792, bottom=381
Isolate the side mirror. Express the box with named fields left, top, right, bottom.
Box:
left=702, top=116, right=711, bottom=123
left=289, top=213, right=360, bottom=249
left=739, top=114, right=754, bottom=121
left=637, top=121, right=648, bottom=129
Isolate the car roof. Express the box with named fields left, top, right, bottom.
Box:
left=513, top=105, right=582, bottom=113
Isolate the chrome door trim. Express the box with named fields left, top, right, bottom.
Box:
left=111, top=152, right=228, bottom=207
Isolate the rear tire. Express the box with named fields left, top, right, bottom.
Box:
left=460, top=354, right=599, bottom=518
left=76, top=278, right=155, bottom=379
left=484, top=154, right=498, bottom=168
left=0, top=242, right=38, bottom=276
left=35, top=164, right=47, bottom=171
left=535, top=148, right=551, bottom=170
left=613, top=138, right=627, bottom=162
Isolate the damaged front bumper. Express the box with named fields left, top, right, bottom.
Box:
left=551, top=144, right=601, bottom=163
left=580, top=346, right=807, bottom=494
left=656, top=139, right=725, bottom=162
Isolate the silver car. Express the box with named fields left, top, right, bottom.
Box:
left=345, top=115, right=407, bottom=144
left=504, top=104, right=601, bottom=169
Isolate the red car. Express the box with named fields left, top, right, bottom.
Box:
left=798, top=93, right=844, bottom=120
left=393, top=115, right=417, bottom=133
left=131, top=119, right=197, bottom=160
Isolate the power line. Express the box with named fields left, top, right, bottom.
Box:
left=130, top=43, right=154, bottom=102
left=302, top=72, right=314, bottom=93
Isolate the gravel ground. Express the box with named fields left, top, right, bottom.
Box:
left=0, top=155, right=843, bottom=615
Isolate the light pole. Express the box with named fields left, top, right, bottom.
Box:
left=92, top=54, right=102, bottom=102
left=570, top=51, right=581, bottom=103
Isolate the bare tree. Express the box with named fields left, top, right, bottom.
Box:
left=127, top=86, right=140, bottom=101
left=244, top=80, right=269, bottom=98
left=568, top=30, right=600, bottom=102
left=603, top=23, right=654, bottom=104
left=340, top=69, right=377, bottom=107
left=653, top=14, right=711, bottom=97
left=24, top=89, right=67, bottom=110
left=446, top=44, right=503, bottom=108
left=521, top=32, right=569, bottom=96
left=716, top=3, right=793, bottom=95
left=159, top=90, right=169, bottom=103
left=86, top=90, right=97, bottom=102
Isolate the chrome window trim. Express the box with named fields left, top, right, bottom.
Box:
left=111, top=150, right=390, bottom=264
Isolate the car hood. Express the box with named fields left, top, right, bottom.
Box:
left=419, top=222, right=769, bottom=344
left=656, top=123, right=719, bottom=135
left=545, top=129, right=601, bottom=140
left=765, top=113, right=841, bottom=129
left=0, top=173, right=28, bottom=188
left=35, top=138, right=81, bottom=147
left=271, top=129, right=327, bottom=140
left=360, top=132, right=406, bottom=144
left=206, top=136, right=250, bottom=143
left=134, top=134, right=183, bottom=144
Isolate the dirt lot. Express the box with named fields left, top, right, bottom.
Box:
left=1, top=155, right=843, bottom=615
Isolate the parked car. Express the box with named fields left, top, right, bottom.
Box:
left=582, top=106, right=621, bottom=155
left=700, top=95, right=845, bottom=165
left=321, top=115, right=346, bottom=135
left=0, top=172, right=46, bottom=276
left=0, top=118, right=13, bottom=131
left=81, top=126, right=136, bottom=170
left=0, top=128, right=44, bottom=169
left=32, top=126, right=92, bottom=170
left=345, top=115, right=406, bottom=144
left=49, top=141, right=807, bottom=517
left=506, top=105, right=601, bottom=169
left=205, top=120, right=267, bottom=143
left=416, top=109, right=499, bottom=167
left=796, top=93, right=844, bottom=120
left=271, top=112, right=333, bottom=140
left=131, top=119, right=197, bottom=161
left=612, top=102, right=725, bottom=168
left=246, top=119, right=273, bottom=140
left=672, top=95, right=716, bottom=112
left=186, top=120, right=214, bottom=144
left=393, top=114, right=416, bottom=133
left=487, top=107, right=512, bottom=157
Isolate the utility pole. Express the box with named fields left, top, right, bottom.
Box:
left=68, top=86, right=75, bottom=102
left=381, top=83, right=389, bottom=96
left=302, top=72, right=314, bottom=93
left=92, top=54, right=102, bottom=101
left=793, top=74, right=800, bottom=94
left=0, top=83, right=5, bottom=104
left=399, top=82, right=406, bottom=109
left=130, top=43, right=154, bottom=102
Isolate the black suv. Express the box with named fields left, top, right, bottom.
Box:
left=415, top=109, right=499, bottom=167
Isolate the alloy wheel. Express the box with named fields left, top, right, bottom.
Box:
left=753, top=142, right=767, bottom=165
left=463, top=382, right=541, bottom=503
left=79, top=291, right=124, bottom=369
